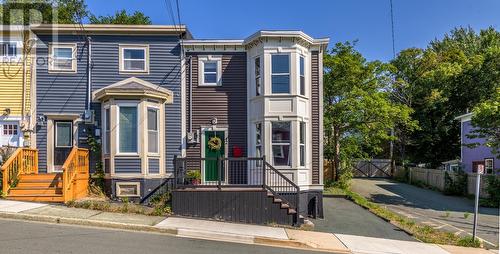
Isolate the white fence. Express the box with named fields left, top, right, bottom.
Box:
left=394, top=166, right=496, bottom=198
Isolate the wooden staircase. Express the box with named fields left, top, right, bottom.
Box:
left=1, top=147, right=89, bottom=203
left=6, top=173, right=64, bottom=202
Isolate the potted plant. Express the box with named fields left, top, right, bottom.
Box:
left=186, top=170, right=201, bottom=185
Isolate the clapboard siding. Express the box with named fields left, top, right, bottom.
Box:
left=148, top=158, right=160, bottom=174
left=114, top=158, right=141, bottom=173
left=35, top=35, right=182, bottom=173
left=185, top=52, right=247, bottom=159
left=311, top=51, right=320, bottom=184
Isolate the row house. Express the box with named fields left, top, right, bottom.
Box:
left=1, top=24, right=328, bottom=226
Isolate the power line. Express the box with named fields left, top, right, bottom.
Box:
left=390, top=0, right=396, bottom=58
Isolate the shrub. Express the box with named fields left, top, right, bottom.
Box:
left=457, top=236, right=481, bottom=248
left=483, top=175, right=500, bottom=207
left=443, top=170, right=467, bottom=196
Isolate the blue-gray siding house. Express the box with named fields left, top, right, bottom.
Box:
left=32, top=25, right=190, bottom=198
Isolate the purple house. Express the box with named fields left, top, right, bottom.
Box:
left=456, top=113, right=499, bottom=174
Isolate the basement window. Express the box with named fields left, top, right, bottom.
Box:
left=116, top=182, right=140, bottom=197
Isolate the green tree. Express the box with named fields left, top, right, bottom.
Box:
left=89, top=9, right=151, bottom=25
left=391, top=27, right=500, bottom=167
left=468, top=87, right=500, bottom=158
left=1, top=0, right=87, bottom=24
left=324, top=42, right=417, bottom=181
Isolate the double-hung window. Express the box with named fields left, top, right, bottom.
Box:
left=118, top=105, right=138, bottom=154
left=0, top=42, right=17, bottom=58
left=103, top=107, right=110, bottom=154
left=50, top=44, right=76, bottom=72
left=271, top=122, right=291, bottom=166
left=299, top=122, right=306, bottom=167
left=271, top=54, right=290, bottom=94
left=299, top=56, right=305, bottom=96
left=199, top=56, right=222, bottom=86
left=255, top=57, right=261, bottom=96
left=120, top=45, right=149, bottom=73
left=255, top=123, right=262, bottom=157
left=147, top=108, right=159, bottom=154
left=485, top=158, right=494, bottom=174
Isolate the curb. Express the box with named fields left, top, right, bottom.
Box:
left=0, top=211, right=341, bottom=252
left=0, top=212, right=178, bottom=235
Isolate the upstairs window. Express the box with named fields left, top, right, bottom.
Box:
left=120, top=45, right=149, bottom=73
left=485, top=158, right=494, bottom=174
left=49, top=44, right=76, bottom=72
left=271, top=54, right=290, bottom=94
left=299, top=56, right=305, bottom=96
left=199, top=56, right=222, bottom=86
left=0, top=42, right=17, bottom=57
left=271, top=122, right=291, bottom=166
left=255, top=57, right=261, bottom=96
left=147, top=108, right=159, bottom=154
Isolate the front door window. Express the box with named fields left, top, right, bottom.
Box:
left=54, top=121, right=73, bottom=171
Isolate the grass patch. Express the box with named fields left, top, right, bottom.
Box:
left=326, top=186, right=484, bottom=248
left=66, top=199, right=172, bottom=216
left=324, top=186, right=347, bottom=195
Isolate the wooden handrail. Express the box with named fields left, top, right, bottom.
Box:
left=1, top=148, right=38, bottom=194
left=62, top=147, right=89, bottom=202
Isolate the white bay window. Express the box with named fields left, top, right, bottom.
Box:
left=118, top=105, right=138, bottom=154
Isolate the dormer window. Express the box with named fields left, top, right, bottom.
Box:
left=271, top=54, right=290, bottom=93
left=198, top=55, right=222, bottom=86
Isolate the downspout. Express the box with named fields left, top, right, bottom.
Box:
left=188, top=55, right=192, bottom=133
left=86, top=36, right=92, bottom=112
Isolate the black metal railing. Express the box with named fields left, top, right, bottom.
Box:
left=140, top=178, right=175, bottom=205
left=174, top=156, right=301, bottom=224
left=174, top=157, right=264, bottom=188
left=262, top=161, right=300, bottom=222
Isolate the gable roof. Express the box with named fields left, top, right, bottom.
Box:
left=93, top=77, right=173, bottom=103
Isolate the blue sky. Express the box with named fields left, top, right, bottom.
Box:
left=86, top=0, right=499, bottom=62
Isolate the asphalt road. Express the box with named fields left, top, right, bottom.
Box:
left=351, top=178, right=499, bottom=248
left=311, top=197, right=415, bottom=241
left=0, top=218, right=326, bottom=254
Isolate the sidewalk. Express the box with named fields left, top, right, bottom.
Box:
left=0, top=199, right=496, bottom=254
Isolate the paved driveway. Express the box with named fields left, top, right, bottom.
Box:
left=351, top=178, right=499, bottom=248
left=311, top=196, right=415, bottom=241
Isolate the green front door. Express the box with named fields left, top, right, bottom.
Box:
left=204, top=131, right=225, bottom=182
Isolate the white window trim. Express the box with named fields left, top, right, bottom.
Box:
left=116, top=182, right=141, bottom=197
left=299, top=121, right=306, bottom=167
left=116, top=102, right=140, bottom=156
left=55, top=122, right=73, bottom=148
left=49, top=43, right=77, bottom=73
left=198, top=55, right=222, bottom=86
left=298, top=55, right=306, bottom=96
left=147, top=106, right=160, bottom=156
left=254, top=56, right=261, bottom=96
left=119, top=44, right=149, bottom=74
left=103, top=105, right=111, bottom=155
left=484, top=158, right=494, bottom=175
left=271, top=121, right=291, bottom=167
left=255, top=122, right=262, bottom=157
left=0, top=41, right=22, bottom=62
left=271, top=54, right=291, bottom=94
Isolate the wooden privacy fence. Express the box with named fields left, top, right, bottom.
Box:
left=394, top=166, right=497, bottom=198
